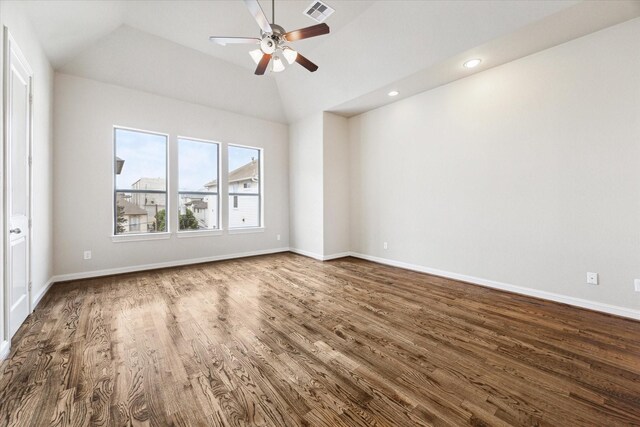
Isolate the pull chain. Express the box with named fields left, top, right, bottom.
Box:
left=272, top=0, right=275, bottom=24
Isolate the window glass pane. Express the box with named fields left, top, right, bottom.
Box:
left=178, top=193, right=219, bottom=230
left=228, top=195, right=259, bottom=228
left=115, top=128, right=166, bottom=191
left=228, top=145, right=259, bottom=195
left=116, top=192, right=167, bottom=233
left=178, top=138, right=219, bottom=192
left=228, top=145, right=260, bottom=228
left=114, top=128, right=167, bottom=235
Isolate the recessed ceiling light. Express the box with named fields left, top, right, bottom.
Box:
left=388, top=90, right=399, bottom=97
left=463, top=59, right=482, bottom=69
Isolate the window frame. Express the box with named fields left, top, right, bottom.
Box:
left=227, top=143, right=263, bottom=230
left=112, top=126, right=170, bottom=239
left=176, top=136, right=221, bottom=234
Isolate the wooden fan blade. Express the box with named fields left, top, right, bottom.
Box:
left=284, top=23, right=329, bottom=42
left=243, top=0, right=273, bottom=34
left=209, top=36, right=260, bottom=46
left=255, top=53, right=272, bottom=75
left=295, top=53, right=318, bottom=72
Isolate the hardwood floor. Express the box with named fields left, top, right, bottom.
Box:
left=0, top=253, right=639, bottom=426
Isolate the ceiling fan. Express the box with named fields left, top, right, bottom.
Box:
left=209, top=0, right=330, bottom=75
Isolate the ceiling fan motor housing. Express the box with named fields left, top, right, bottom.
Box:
left=260, top=24, right=286, bottom=54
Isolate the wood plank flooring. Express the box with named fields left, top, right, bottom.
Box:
left=0, top=253, right=639, bottom=426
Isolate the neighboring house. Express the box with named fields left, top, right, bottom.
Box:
left=182, top=197, right=218, bottom=229
left=131, top=177, right=166, bottom=229
left=116, top=195, right=148, bottom=233
left=120, top=160, right=257, bottom=232
left=206, top=158, right=260, bottom=228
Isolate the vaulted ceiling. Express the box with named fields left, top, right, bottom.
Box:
left=22, top=0, right=640, bottom=123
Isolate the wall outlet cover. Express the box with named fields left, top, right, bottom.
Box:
left=586, top=272, right=598, bottom=285
left=83, top=250, right=92, bottom=260
left=635, top=279, right=640, bottom=292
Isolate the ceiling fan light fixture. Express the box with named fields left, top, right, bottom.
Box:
left=272, top=56, right=285, bottom=72
left=249, top=49, right=263, bottom=64
left=283, top=47, right=298, bottom=64
left=388, top=90, right=399, bottom=97
left=260, top=37, right=276, bottom=54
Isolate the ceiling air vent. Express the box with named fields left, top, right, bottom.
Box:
left=303, top=1, right=334, bottom=23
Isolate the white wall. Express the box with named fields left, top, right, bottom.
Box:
left=349, top=18, right=640, bottom=313
left=60, top=26, right=287, bottom=123
left=289, top=112, right=350, bottom=259
left=323, top=112, right=349, bottom=257
left=53, top=73, right=289, bottom=276
left=289, top=113, right=324, bottom=257
left=0, top=1, right=54, bottom=350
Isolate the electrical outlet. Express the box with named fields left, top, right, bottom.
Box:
left=635, top=279, right=640, bottom=292
left=383, top=242, right=388, bottom=250
left=277, top=234, right=281, bottom=241
left=83, top=250, right=92, bottom=260
left=586, top=272, right=598, bottom=285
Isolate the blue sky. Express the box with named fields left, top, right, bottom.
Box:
left=115, top=129, right=166, bottom=189
left=115, top=129, right=259, bottom=191
left=229, top=145, right=259, bottom=172
left=178, top=138, right=218, bottom=190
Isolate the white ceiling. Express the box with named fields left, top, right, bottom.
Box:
left=330, top=0, right=640, bottom=117
left=22, top=0, right=640, bottom=123
left=22, top=0, right=372, bottom=69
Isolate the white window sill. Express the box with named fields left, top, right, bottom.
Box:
left=111, top=232, right=171, bottom=243
left=177, top=229, right=224, bottom=238
left=228, top=227, right=265, bottom=235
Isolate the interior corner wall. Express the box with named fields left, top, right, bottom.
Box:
left=0, top=0, right=54, bottom=348
left=289, top=112, right=350, bottom=260
left=53, top=73, right=289, bottom=277
left=322, top=112, right=349, bottom=257
left=289, top=113, right=324, bottom=257
left=348, top=18, right=640, bottom=314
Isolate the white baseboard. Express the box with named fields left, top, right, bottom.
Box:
left=289, top=248, right=324, bottom=260
left=349, top=252, right=640, bottom=321
left=0, top=340, right=9, bottom=361
left=289, top=248, right=350, bottom=261
left=323, top=252, right=351, bottom=261
left=52, top=247, right=291, bottom=283
left=32, top=277, right=55, bottom=310
left=44, top=247, right=639, bottom=321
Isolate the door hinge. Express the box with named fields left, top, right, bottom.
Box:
left=28, top=282, right=32, bottom=291
left=28, top=156, right=32, bottom=167
left=29, top=94, right=33, bottom=105
left=28, top=219, right=32, bottom=228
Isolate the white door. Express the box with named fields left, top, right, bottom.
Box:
left=5, top=31, right=32, bottom=339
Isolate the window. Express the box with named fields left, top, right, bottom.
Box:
left=228, top=145, right=261, bottom=228
left=178, top=138, right=219, bottom=231
left=114, top=128, right=167, bottom=235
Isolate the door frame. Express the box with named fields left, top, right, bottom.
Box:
left=3, top=27, right=34, bottom=343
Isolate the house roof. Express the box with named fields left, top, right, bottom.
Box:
left=186, top=200, right=208, bottom=209
left=229, top=159, right=258, bottom=184
left=204, top=159, right=258, bottom=187
left=118, top=199, right=147, bottom=215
